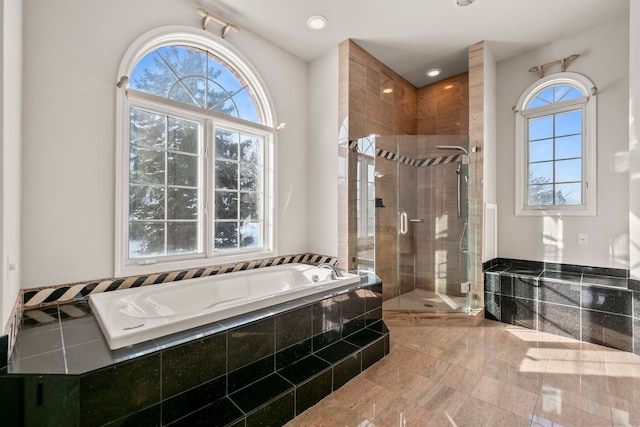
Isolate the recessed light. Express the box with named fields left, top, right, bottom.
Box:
left=382, top=88, right=393, bottom=94
left=307, top=15, right=328, bottom=30
left=426, top=68, right=442, bottom=78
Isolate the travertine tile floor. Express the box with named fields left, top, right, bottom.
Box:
left=286, top=319, right=640, bottom=427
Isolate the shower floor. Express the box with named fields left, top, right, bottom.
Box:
left=382, top=288, right=468, bottom=313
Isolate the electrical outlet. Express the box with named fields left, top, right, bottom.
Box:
left=577, top=233, right=588, bottom=245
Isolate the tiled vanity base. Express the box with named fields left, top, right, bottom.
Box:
left=484, top=258, right=640, bottom=356
left=0, top=276, right=388, bottom=426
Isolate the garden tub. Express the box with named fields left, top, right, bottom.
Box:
left=89, top=263, right=360, bottom=349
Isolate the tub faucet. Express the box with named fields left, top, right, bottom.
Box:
left=318, top=263, right=344, bottom=279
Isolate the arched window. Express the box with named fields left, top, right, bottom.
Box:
left=515, top=72, right=596, bottom=216
left=115, top=27, right=276, bottom=276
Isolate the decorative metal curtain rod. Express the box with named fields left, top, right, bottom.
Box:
left=529, top=54, right=580, bottom=78
left=196, top=8, right=239, bottom=39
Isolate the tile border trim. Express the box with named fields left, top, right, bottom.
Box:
left=22, top=253, right=338, bottom=310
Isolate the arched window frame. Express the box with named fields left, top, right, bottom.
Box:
left=115, top=26, right=277, bottom=277
left=515, top=72, right=597, bottom=216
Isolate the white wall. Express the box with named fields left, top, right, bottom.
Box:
left=1, top=0, right=23, bottom=330
left=630, top=3, right=640, bottom=279
left=21, top=0, right=309, bottom=288
left=308, top=48, right=339, bottom=256
left=496, top=18, right=630, bottom=269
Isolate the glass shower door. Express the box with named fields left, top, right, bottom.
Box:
left=379, top=135, right=470, bottom=313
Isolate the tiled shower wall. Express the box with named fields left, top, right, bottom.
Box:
left=338, top=39, right=474, bottom=302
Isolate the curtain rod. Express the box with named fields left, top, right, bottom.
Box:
left=529, top=54, right=579, bottom=78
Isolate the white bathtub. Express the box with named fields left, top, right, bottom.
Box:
left=89, top=263, right=361, bottom=350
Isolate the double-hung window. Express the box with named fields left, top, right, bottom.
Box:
left=116, top=28, right=276, bottom=276
left=515, top=72, right=597, bottom=216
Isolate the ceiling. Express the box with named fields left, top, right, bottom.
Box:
left=200, top=0, right=629, bottom=87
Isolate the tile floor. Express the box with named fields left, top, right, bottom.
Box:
left=285, top=319, right=640, bottom=427
left=382, top=289, right=469, bottom=313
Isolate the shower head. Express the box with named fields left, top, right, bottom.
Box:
left=435, top=145, right=468, bottom=155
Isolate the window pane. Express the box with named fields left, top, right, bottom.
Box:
left=167, top=222, right=199, bottom=255
left=215, top=191, right=238, bottom=219
left=216, top=130, right=238, bottom=160
left=240, top=164, right=261, bottom=191
left=529, top=139, right=553, bottom=163
left=215, top=222, right=238, bottom=250
left=555, top=135, right=581, bottom=160
left=130, top=54, right=178, bottom=98
left=129, top=186, right=165, bottom=220
left=168, top=84, right=200, bottom=108
left=234, top=90, right=260, bottom=123
left=157, top=46, right=206, bottom=83
left=240, top=222, right=261, bottom=248
left=167, top=188, right=198, bottom=220
left=130, top=109, right=166, bottom=149
left=129, top=222, right=165, bottom=258
left=240, top=135, right=263, bottom=164
left=529, top=116, right=553, bottom=141
left=215, top=160, right=238, bottom=189
left=555, top=183, right=582, bottom=205
left=555, top=110, right=582, bottom=136
left=529, top=161, right=553, bottom=184
left=240, top=192, right=259, bottom=219
left=528, top=184, right=553, bottom=205
left=168, top=153, right=198, bottom=187
left=168, top=117, right=199, bottom=154
left=553, top=85, right=573, bottom=102
left=130, top=147, right=165, bottom=185
left=180, top=77, right=206, bottom=109
left=555, top=159, right=581, bottom=182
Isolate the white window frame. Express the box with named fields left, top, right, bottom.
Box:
left=515, top=72, right=597, bottom=216
left=115, top=26, right=277, bottom=277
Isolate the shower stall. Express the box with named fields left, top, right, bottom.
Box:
left=353, top=134, right=472, bottom=313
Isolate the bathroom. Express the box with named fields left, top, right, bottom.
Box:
left=2, top=0, right=640, bottom=425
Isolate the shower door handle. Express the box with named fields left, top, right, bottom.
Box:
left=400, top=211, right=408, bottom=235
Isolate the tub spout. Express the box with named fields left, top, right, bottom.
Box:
left=318, top=263, right=344, bottom=279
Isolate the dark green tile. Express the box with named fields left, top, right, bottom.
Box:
left=23, top=374, right=79, bottom=427
left=341, top=291, right=366, bottom=321
left=228, top=318, right=274, bottom=372
left=582, top=309, right=633, bottom=352
left=581, top=287, right=632, bottom=316
left=228, top=355, right=274, bottom=394
left=539, top=280, right=581, bottom=307
left=0, top=375, right=23, bottom=426
left=312, top=298, right=341, bottom=335
left=104, top=403, right=161, bottom=427
left=275, top=306, right=312, bottom=351
left=245, top=391, right=294, bottom=427
left=295, top=369, right=332, bottom=415
left=538, top=302, right=581, bottom=340
left=167, top=397, right=244, bottom=427
left=344, top=328, right=382, bottom=348
left=277, top=356, right=330, bottom=385
left=332, top=352, right=361, bottom=390
left=315, top=340, right=359, bottom=364
left=312, top=327, right=340, bottom=352
left=361, top=338, right=385, bottom=371
left=276, top=339, right=311, bottom=370
left=229, top=374, right=293, bottom=414
left=162, top=332, right=226, bottom=399
left=162, top=375, right=226, bottom=424
left=79, top=354, right=160, bottom=427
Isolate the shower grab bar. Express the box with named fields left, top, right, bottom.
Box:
left=400, top=211, right=408, bottom=235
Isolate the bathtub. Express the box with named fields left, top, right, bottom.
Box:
left=89, top=263, right=361, bottom=350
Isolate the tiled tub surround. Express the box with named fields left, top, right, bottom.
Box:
left=0, top=253, right=336, bottom=360
left=1, top=273, right=388, bottom=426
left=484, top=258, right=640, bottom=355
